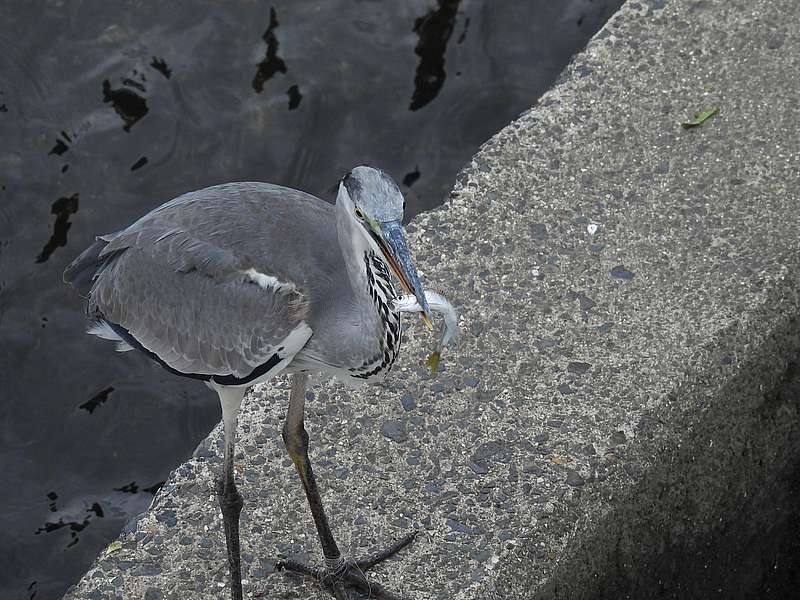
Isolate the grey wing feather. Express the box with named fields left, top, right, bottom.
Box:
left=75, top=182, right=337, bottom=378
left=92, top=247, right=309, bottom=378
left=99, top=226, right=245, bottom=278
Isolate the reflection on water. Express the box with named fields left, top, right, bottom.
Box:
left=35, top=193, right=79, bottom=264
left=0, top=0, right=622, bottom=597
left=252, top=7, right=288, bottom=94
left=78, top=386, right=114, bottom=414
left=101, top=76, right=149, bottom=132
left=410, top=0, right=461, bottom=111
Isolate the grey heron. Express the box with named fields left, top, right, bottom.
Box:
left=64, top=166, right=457, bottom=600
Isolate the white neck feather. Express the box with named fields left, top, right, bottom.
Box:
left=336, top=185, right=374, bottom=297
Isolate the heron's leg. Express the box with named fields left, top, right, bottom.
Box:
left=281, top=372, right=342, bottom=561
left=279, top=373, right=416, bottom=600
left=215, top=385, right=246, bottom=600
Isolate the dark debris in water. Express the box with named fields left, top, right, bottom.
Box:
left=144, top=480, right=166, bottom=494
left=457, top=16, right=470, bottom=44
left=150, top=56, right=172, bottom=79
left=48, top=138, right=69, bottom=156
left=115, top=481, right=139, bottom=494
left=35, top=501, right=104, bottom=548
left=287, top=84, right=302, bottom=109
left=409, top=0, right=461, bottom=111
left=47, top=492, right=58, bottom=513
left=35, top=193, right=79, bottom=263
left=49, top=130, right=73, bottom=156
left=130, top=156, right=148, bottom=171
left=79, top=386, right=114, bottom=413
left=252, top=7, right=287, bottom=93
left=121, top=77, right=145, bottom=93
left=102, top=78, right=148, bottom=132
left=403, top=166, right=421, bottom=187
left=115, top=480, right=165, bottom=495
left=35, top=518, right=87, bottom=535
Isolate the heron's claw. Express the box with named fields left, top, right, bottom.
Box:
left=277, top=532, right=417, bottom=600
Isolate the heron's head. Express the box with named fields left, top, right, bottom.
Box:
left=337, top=165, right=432, bottom=328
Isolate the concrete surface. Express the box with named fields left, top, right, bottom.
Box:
left=64, top=0, right=800, bottom=598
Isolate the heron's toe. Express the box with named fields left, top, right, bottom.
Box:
left=276, top=532, right=417, bottom=600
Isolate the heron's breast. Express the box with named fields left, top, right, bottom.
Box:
left=344, top=251, right=403, bottom=382
left=345, top=309, right=401, bottom=381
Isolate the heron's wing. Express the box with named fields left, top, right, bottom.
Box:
left=90, top=223, right=312, bottom=381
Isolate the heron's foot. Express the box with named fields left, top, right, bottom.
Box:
left=276, top=532, right=417, bottom=600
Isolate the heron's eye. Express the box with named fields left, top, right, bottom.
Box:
left=355, top=207, right=365, bottom=220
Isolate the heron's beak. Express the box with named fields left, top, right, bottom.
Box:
left=373, top=220, right=433, bottom=329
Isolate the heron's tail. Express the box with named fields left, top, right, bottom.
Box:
left=62, top=236, right=112, bottom=296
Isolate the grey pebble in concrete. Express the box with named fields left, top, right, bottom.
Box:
left=65, top=0, right=800, bottom=598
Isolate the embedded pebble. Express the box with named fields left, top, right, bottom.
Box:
left=447, top=519, right=474, bottom=534
left=610, top=430, right=627, bottom=444
left=144, top=588, right=163, bottom=600
left=565, top=470, right=585, bottom=487
left=381, top=420, right=408, bottom=443
left=131, top=563, right=161, bottom=577
left=522, top=460, right=542, bottom=475
left=469, top=460, right=489, bottom=475
left=610, top=265, right=635, bottom=280
left=567, top=362, right=591, bottom=375
left=156, top=511, right=177, bottom=528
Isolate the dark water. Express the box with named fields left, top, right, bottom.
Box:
left=0, top=1, right=622, bottom=598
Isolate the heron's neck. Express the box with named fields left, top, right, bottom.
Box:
left=335, top=201, right=402, bottom=380
left=336, top=200, right=373, bottom=297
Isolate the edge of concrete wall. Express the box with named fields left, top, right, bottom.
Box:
left=454, top=0, right=800, bottom=596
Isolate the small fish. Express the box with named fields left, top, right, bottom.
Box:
left=423, top=291, right=458, bottom=375
left=394, top=290, right=458, bottom=376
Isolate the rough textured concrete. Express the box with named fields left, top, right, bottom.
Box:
left=65, top=0, right=800, bottom=598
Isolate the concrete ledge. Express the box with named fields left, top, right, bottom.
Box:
left=65, top=0, right=800, bottom=598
